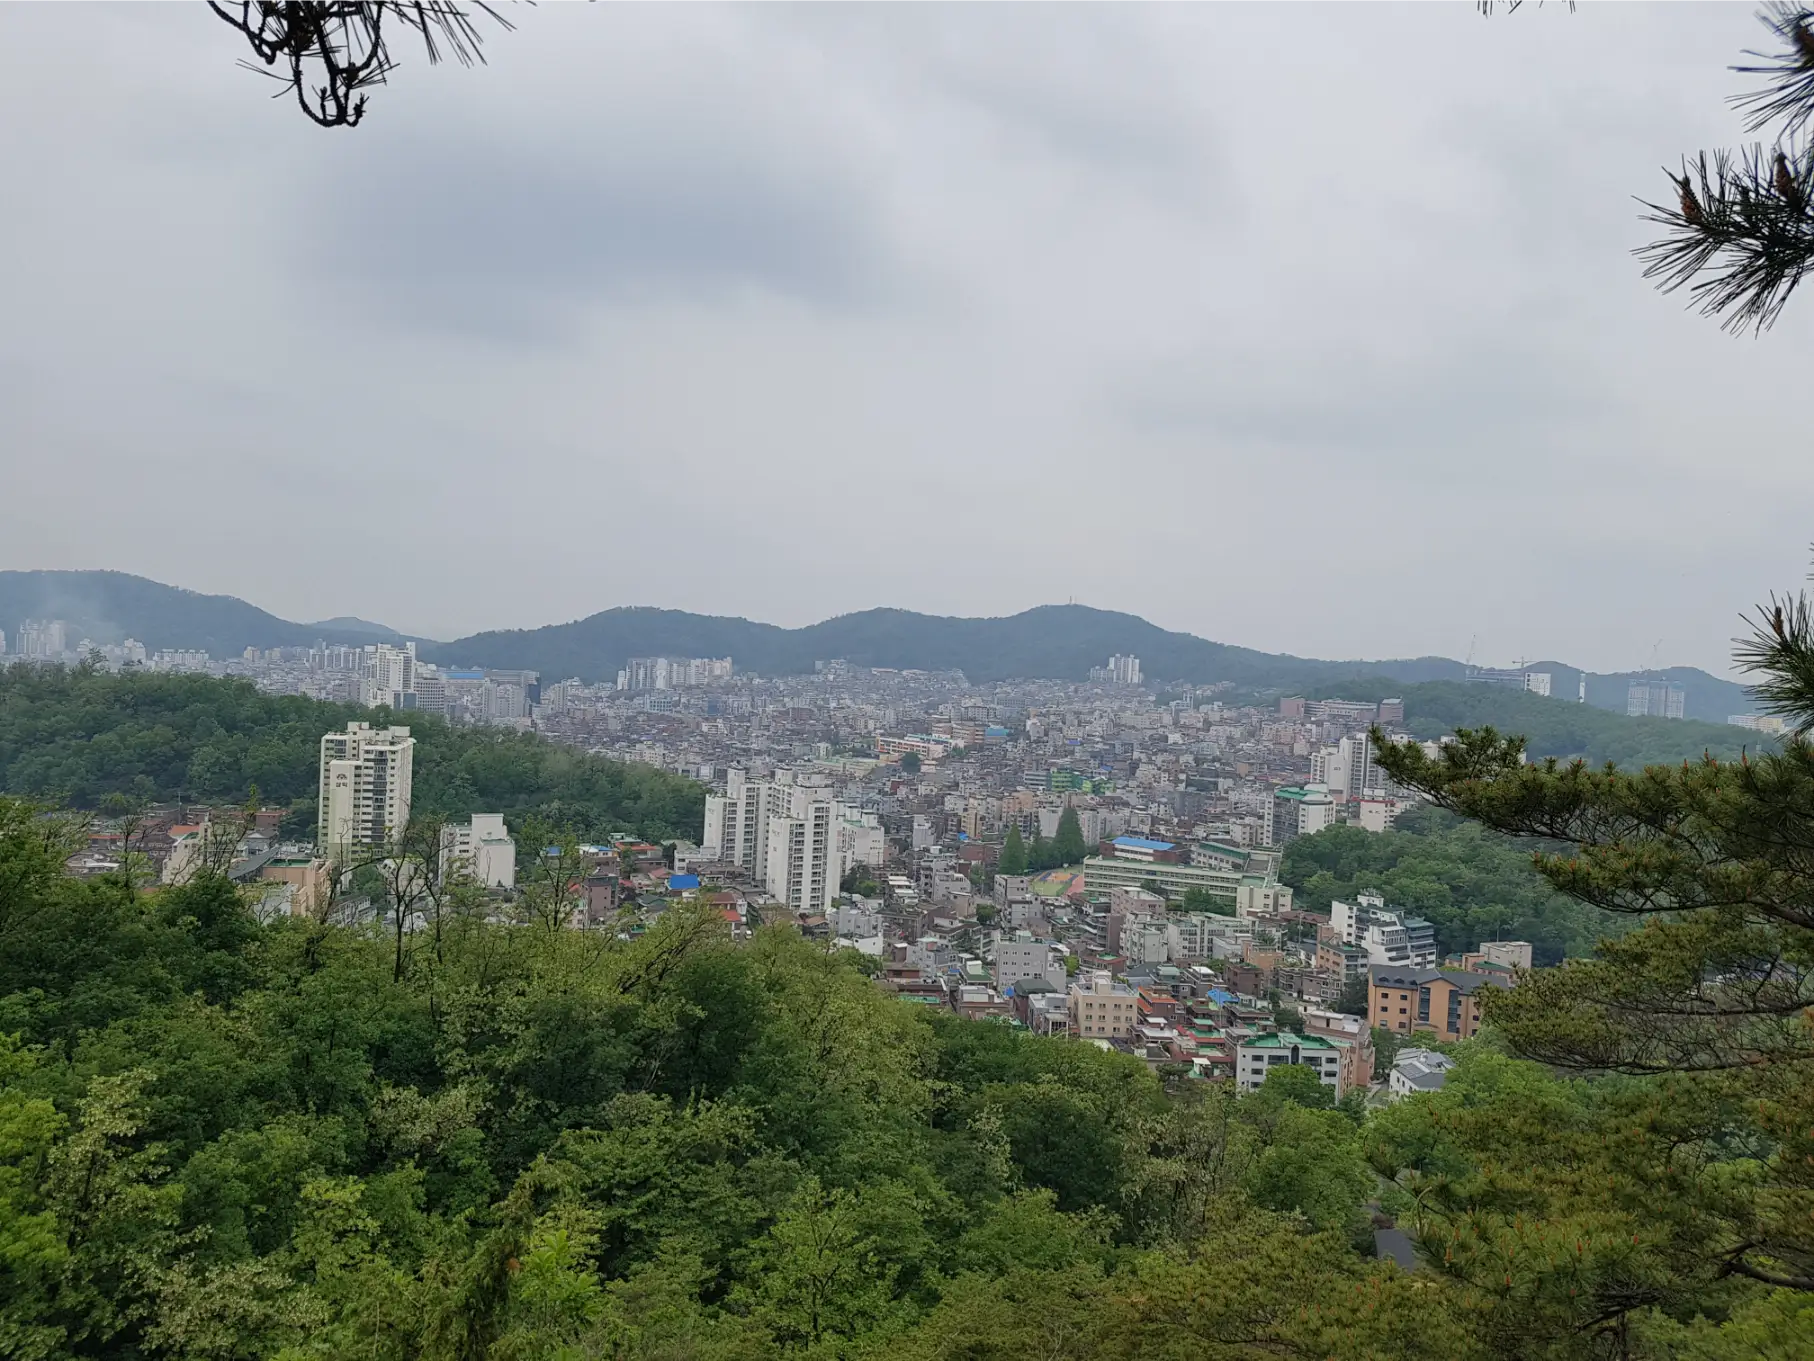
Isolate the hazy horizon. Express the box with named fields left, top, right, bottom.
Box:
left=0, top=568, right=1759, bottom=681
left=3, top=5, right=1808, bottom=676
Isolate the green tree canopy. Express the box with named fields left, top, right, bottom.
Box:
left=1051, top=807, right=1088, bottom=867
left=0, top=664, right=704, bottom=844
left=998, top=824, right=1028, bottom=877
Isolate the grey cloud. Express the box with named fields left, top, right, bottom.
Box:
left=1117, top=332, right=1607, bottom=475
left=1, top=3, right=1809, bottom=675
left=304, top=133, right=892, bottom=341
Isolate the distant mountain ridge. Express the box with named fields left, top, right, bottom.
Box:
left=426, top=604, right=1759, bottom=719
left=0, top=571, right=417, bottom=656
left=0, top=570, right=1759, bottom=720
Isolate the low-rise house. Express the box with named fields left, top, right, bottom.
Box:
left=1301, top=1007, right=1377, bottom=1091
left=1389, top=1048, right=1456, bottom=1099
left=1235, top=1031, right=1345, bottom=1097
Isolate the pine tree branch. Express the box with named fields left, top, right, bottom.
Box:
left=1735, top=583, right=1814, bottom=733
left=1635, top=6, right=1814, bottom=331
left=207, top=1, right=512, bottom=128
left=1636, top=142, right=1814, bottom=333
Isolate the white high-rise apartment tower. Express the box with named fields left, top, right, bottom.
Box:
left=703, top=769, right=869, bottom=915
left=702, top=769, right=788, bottom=880
left=318, top=722, right=415, bottom=855
left=764, top=787, right=837, bottom=917
left=359, top=643, right=417, bottom=709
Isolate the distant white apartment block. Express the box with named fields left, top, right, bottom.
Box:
left=441, top=813, right=516, bottom=889
left=764, top=787, right=837, bottom=917
left=616, top=656, right=733, bottom=691
left=1627, top=678, right=1686, bottom=719
left=1088, top=654, right=1143, bottom=686
left=1331, top=892, right=1437, bottom=968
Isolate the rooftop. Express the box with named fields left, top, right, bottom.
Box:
left=1240, top=1030, right=1338, bottom=1051
left=1369, top=965, right=1502, bottom=994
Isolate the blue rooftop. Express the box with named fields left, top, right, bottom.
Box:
left=1113, top=836, right=1176, bottom=852
left=667, top=873, right=700, bottom=891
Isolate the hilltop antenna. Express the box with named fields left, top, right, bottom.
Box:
left=1464, top=635, right=1477, bottom=667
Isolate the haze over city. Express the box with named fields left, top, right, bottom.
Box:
left=2, top=4, right=1810, bottom=676
left=9, top=6, right=1814, bottom=1353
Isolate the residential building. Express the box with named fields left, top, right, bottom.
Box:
left=1088, top=654, right=1142, bottom=686
left=1302, top=1008, right=1376, bottom=1093
left=1332, top=893, right=1437, bottom=967
left=1234, top=876, right=1293, bottom=919
left=317, top=722, right=415, bottom=855
left=1315, top=936, right=1369, bottom=984
left=1068, top=969, right=1138, bottom=1039
left=1728, top=713, right=1788, bottom=734
left=1389, top=1048, right=1457, bottom=1099
left=440, top=813, right=517, bottom=889
left=1627, top=677, right=1686, bottom=719
left=836, top=807, right=886, bottom=878
left=1460, top=940, right=1533, bottom=971
left=359, top=642, right=416, bottom=709
left=1368, top=965, right=1500, bottom=1039
left=1106, top=885, right=1166, bottom=954
left=1467, top=667, right=1551, bottom=696
left=1236, top=1031, right=1344, bottom=1097
left=995, top=935, right=1065, bottom=992
left=1306, top=699, right=1377, bottom=726
left=764, top=787, right=837, bottom=916
left=1270, top=784, right=1334, bottom=847
left=259, top=855, right=329, bottom=917
left=616, top=656, right=733, bottom=691
left=1353, top=796, right=1408, bottom=833
left=15, top=619, right=68, bottom=658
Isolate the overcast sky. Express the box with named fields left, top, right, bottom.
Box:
left=2, top=4, right=1809, bottom=674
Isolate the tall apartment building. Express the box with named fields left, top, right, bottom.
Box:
left=616, top=656, right=733, bottom=691
left=357, top=642, right=416, bottom=708
left=1270, top=784, right=1334, bottom=847
left=764, top=787, right=837, bottom=916
left=1313, top=735, right=1383, bottom=802
left=702, top=769, right=880, bottom=915
left=702, top=769, right=785, bottom=880
left=1627, top=677, right=1686, bottom=719
left=1089, top=654, right=1142, bottom=686
left=318, top=722, right=415, bottom=855
left=15, top=619, right=68, bottom=658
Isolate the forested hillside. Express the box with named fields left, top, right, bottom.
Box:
left=1281, top=807, right=1610, bottom=965
left=0, top=664, right=703, bottom=843
left=0, top=801, right=1799, bottom=1359
left=1391, top=681, right=1753, bottom=767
